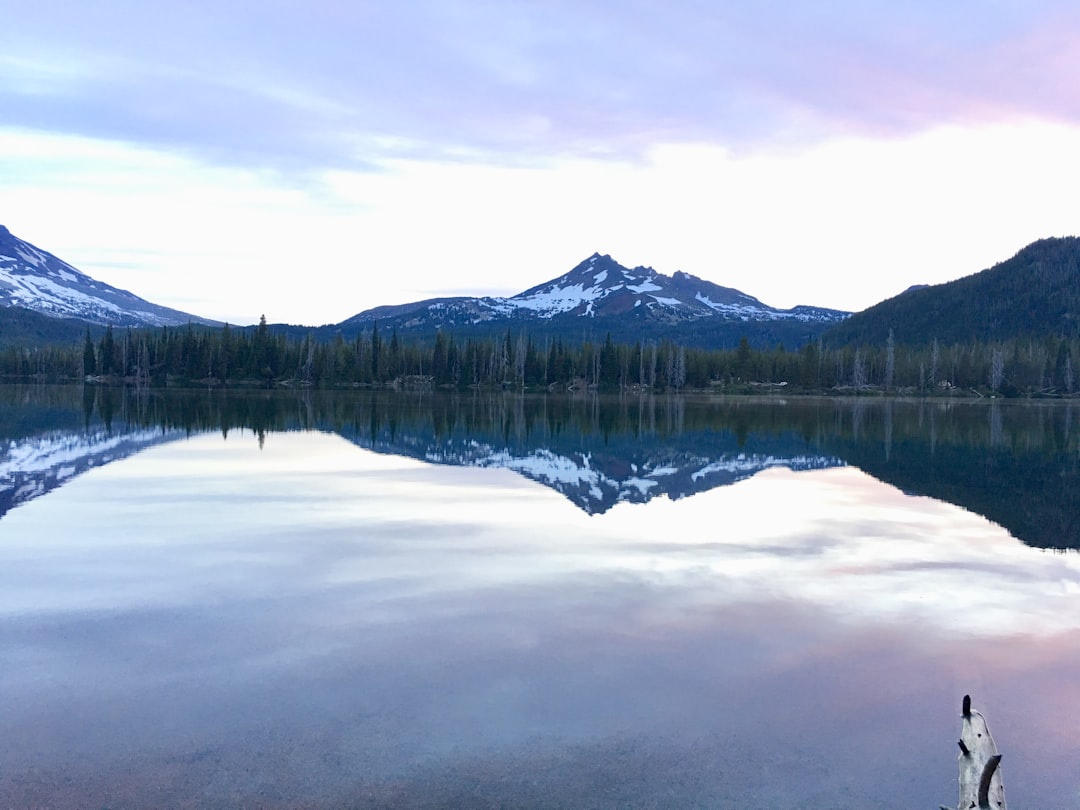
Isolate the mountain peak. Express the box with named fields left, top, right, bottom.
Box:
left=576, top=252, right=616, bottom=270
left=479, top=253, right=847, bottom=328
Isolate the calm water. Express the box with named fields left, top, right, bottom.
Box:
left=1, top=386, right=1079, bottom=808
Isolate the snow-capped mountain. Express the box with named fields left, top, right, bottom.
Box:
left=0, top=225, right=215, bottom=327
left=339, top=253, right=848, bottom=348
left=507, top=253, right=842, bottom=322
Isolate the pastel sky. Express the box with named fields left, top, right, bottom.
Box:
left=3, top=1, right=1080, bottom=326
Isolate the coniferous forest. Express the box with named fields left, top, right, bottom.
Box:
left=2, top=312, right=1078, bottom=396
left=4, top=236, right=1080, bottom=396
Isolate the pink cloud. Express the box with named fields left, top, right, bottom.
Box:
left=4, top=2, right=1080, bottom=169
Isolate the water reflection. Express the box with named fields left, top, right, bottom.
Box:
left=3, top=386, right=1080, bottom=548
left=3, top=387, right=1080, bottom=807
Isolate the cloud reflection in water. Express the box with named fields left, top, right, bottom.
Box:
left=1, top=430, right=1078, bottom=808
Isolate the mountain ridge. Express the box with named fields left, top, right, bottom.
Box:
left=0, top=225, right=847, bottom=348
left=0, top=225, right=217, bottom=328
left=7, top=223, right=1080, bottom=354
left=336, top=251, right=849, bottom=349
left=822, top=236, right=1080, bottom=346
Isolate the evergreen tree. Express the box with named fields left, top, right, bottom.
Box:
left=82, top=327, right=96, bottom=377
left=371, top=321, right=381, bottom=381
left=432, top=331, right=449, bottom=385
left=99, top=325, right=115, bottom=376
left=599, top=333, right=619, bottom=389
left=734, top=336, right=752, bottom=380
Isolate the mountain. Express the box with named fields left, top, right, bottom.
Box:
left=337, top=253, right=849, bottom=349
left=0, top=224, right=215, bottom=328
left=823, top=236, right=1080, bottom=347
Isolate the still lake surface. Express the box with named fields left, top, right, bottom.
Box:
left=1, top=385, right=1079, bottom=808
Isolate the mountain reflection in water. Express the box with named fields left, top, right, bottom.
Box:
left=2, top=385, right=1079, bottom=548
left=2, top=385, right=1080, bottom=809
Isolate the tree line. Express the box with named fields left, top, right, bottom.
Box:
left=1, top=316, right=1078, bottom=395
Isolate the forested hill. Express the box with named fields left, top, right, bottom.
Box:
left=0, top=306, right=95, bottom=348
left=823, top=236, right=1080, bottom=347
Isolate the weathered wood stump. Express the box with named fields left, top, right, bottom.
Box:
left=941, top=694, right=1006, bottom=810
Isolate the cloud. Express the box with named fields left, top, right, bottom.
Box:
left=5, top=2, right=1080, bottom=325
left=5, top=1, right=1080, bottom=172
left=5, top=117, right=1080, bottom=325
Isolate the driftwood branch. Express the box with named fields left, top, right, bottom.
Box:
left=944, top=694, right=1006, bottom=810
left=977, top=755, right=1002, bottom=808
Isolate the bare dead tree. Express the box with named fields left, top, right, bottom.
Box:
left=941, top=694, right=1006, bottom=810
left=990, top=348, right=1006, bottom=392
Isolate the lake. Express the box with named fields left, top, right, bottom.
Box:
left=1, top=385, right=1079, bottom=808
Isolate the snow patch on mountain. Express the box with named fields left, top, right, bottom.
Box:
left=694, top=293, right=768, bottom=318
left=510, top=282, right=609, bottom=315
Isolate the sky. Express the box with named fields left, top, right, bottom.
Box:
left=2, top=1, right=1080, bottom=326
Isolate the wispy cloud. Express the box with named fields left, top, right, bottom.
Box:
left=4, top=2, right=1080, bottom=324
left=5, top=1, right=1080, bottom=172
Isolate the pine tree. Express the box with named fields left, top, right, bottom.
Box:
left=432, top=331, right=448, bottom=385
left=82, top=327, right=96, bottom=377
left=99, top=325, right=115, bottom=376
left=370, top=321, right=381, bottom=381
